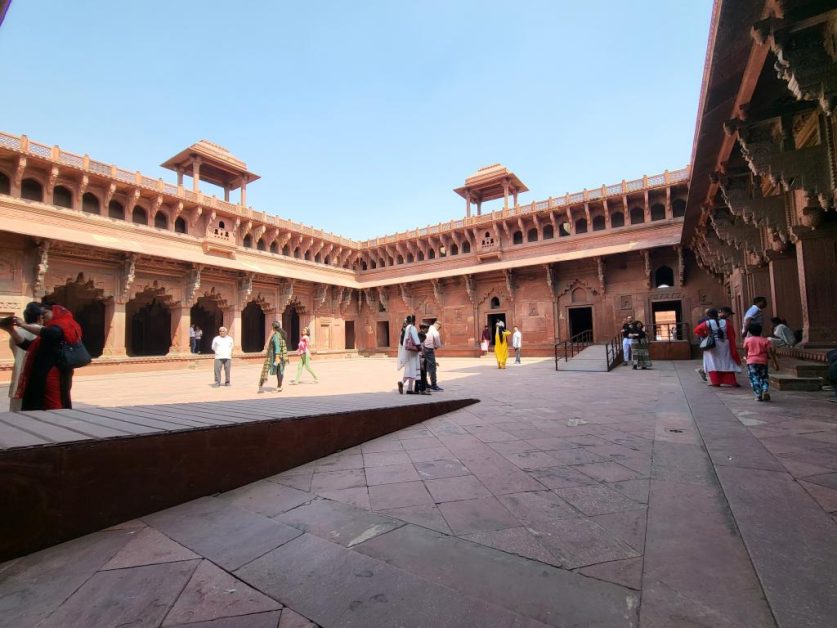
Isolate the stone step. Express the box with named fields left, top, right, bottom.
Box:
left=784, top=363, right=829, bottom=378
left=768, top=374, right=823, bottom=391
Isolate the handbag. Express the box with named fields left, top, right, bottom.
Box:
left=699, top=321, right=716, bottom=351
left=404, top=328, right=421, bottom=352
left=57, top=339, right=93, bottom=370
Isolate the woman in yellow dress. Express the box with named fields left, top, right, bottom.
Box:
left=494, top=321, right=512, bottom=369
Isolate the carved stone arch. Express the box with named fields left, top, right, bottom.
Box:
left=249, top=291, right=275, bottom=314
left=131, top=279, right=178, bottom=308
left=557, top=278, right=600, bottom=299
left=44, top=272, right=111, bottom=358
left=197, top=285, right=229, bottom=310
left=477, top=284, right=512, bottom=309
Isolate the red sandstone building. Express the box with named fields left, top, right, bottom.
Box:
left=0, top=0, right=834, bottom=375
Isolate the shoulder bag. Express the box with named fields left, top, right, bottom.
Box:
left=699, top=321, right=716, bottom=351
left=404, top=327, right=421, bottom=352
left=57, top=339, right=93, bottom=370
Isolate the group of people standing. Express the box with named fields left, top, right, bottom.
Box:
left=693, top=297, right=781, bottom=402
left=397, top=316, right=443, bottom=394
left=2, top=302, right=84, bottom=411
left=620, top=316, right=652, bottom=370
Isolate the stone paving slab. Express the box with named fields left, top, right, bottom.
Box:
left=3, top=357, right=837, bottom=627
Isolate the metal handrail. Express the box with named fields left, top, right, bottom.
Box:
left=604, top=333, right=624, bottom=371
left=554, top=329, right=593, bottom=371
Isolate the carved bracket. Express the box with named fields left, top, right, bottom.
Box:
left=184, top=264, right=202, bottom=306
left=119, top=253, right=138, bottom=304
left=32, top=239, right=50, bottom=299
left=238, top=272, right=254, bottom=305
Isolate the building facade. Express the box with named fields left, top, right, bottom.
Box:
left=0, top=131, right=735, bottom=374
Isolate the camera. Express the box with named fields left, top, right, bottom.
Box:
left=0, top=315, right=14, bottom=329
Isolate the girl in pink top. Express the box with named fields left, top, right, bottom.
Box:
left=742, top=323, right=779, bottom=401
left=291, top=327, right=318, bottom=384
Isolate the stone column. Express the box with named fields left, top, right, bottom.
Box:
left=240, top=178, right=247, bottom=207
left=224, top=185, right=230, bottom=202
left=172, top=305, right=192, bottom=354
left=192, top=157, right=201, bottom=193
left=795, top=228, right=837, bottom=345
left=513, top=188, right=519, bottom=208
left=228, top=307, right=242, bottom=354
left=502, top=179, right=510, bottom=210
left=105, top=300, right=127, bottom=356
left=465, top=191, right=471, bottom=217
left=768, top=253, right=803, bottom=330
left=176, top=168, right=184, bottom=190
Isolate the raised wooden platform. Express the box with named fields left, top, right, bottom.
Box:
left=0, top=393, right=477, bottom=561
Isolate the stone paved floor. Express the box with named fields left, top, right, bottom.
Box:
left=1, top=357, right=836, bottom=627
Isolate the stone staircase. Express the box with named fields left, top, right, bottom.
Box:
left=769, top=357, right=830, bottom=392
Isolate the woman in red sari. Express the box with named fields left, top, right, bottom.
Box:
left=10, top=304, right=82, bottom=410
left=694, top=308, right=741, bottom=387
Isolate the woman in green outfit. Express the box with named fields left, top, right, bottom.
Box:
left=292, top=327, right=318, bottom=384
left=258, top=321, right=289, bottom=392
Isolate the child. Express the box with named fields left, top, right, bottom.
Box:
left=417, top=325, right=430, bottom=395
left=742, top=323, right=779, bottom=401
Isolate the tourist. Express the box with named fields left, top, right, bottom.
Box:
left=621, top=316, right=636, bottom=365
left=827, top=349, right=837, bottom=404
left=512, top=325, right=522, bottom=364
left=742, top=296, right=767, bottom=336
left=480, top=325, right=491, bottom=355
left=695, top=308, right=712, bottom=381
left=9, top=304, right=83, bottom=410
left=742, top=323, right=779, bottom=402
left=417, top=324, right=430, bottom=395
left=1, top=302, right=42, bottom=412
left=770, top=316, right=796, bottom=348
left=189, top=324, right=197, bottom=353
left=424, top=320, right=443, bottom=391
left=194, top=325, right=203, bottom=353
left=494, top=320, right=512, bottom=369
left=258, top=321, right=288, bottom=393
left=211, top=326, right=234, bottom=387
left=629, top=321, right=652, bottom=370
left=292, top=327, right=318, bottom=384
left=398, top=314, right=421, bottom=394
left=694, top=308, right=741, bottom=387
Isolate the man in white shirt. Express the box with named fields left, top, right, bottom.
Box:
left=423, top=321, right=443, bottom=391
left=211, top=326, right=234, bottom=386
left=512, top=326, right=522, bottom=364
left=742, top=297, right=767, bottom=336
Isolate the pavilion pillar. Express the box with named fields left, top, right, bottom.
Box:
left=768, top=253, right=802, bottom=330
left=176, top=168, right=184, bottom=190
left=513, top=188, right=519, bottom=208
left=477, top=199, right=482, bottom=216
left=228, top=306, right=242, bottom=353
left=240, top=178, right=247, bottom=207
left=465, top=191, right=471, bottom=217
left=502, top=179, right=510, bottom=210
left=224, top=185, right=230, bottom=202
left=105, top=300, right=127, bottom=357
left=172, top=305, right=192, bottom=354
left=795, top=228, right=837, bottom=345
left=192, top=157, right=201, bottom=193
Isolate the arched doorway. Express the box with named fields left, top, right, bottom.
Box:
left=126, top=287, right=172, bottom=356
left=241, top=301, right=266, bottom=353
left=190, top=295, right=224, bottom=354
left=44, top=274, right=108, bottom=358
left=282, top=299, right=303, bottom=350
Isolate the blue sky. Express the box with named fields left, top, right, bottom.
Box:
left=1, top=1, right=712, bottom=240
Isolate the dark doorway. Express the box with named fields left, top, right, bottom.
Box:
left=345, top=321, right=355, bottom=349
left=191, top=297, right=223, bottom=354
left=486, top=312, right=507, bottom=345
left=241, top=301, right=265, bottom=353
left=376, top=320, right=390, bottom=347
left=568, top=306, right=593, bottom=339
left=651, top=300, right=683, bottom=340
left=45, top=278, right=107, bottom=358
left=282, top=303, right=301, bottom=350
left=127, top=298, right=171, bottom=356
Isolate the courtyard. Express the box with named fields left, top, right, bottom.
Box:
left=1, top=357, right=835, bottom=627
